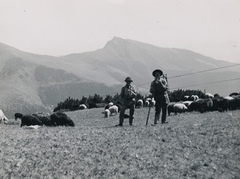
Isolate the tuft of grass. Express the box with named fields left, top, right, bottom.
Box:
left=0, top=108, right=240, bottom=178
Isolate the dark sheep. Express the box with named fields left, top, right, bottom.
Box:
left=212, top=97, right=229, bottom=112
left=32, top=113, right=54, bottom=126
left=201, top=98, right=214, bottom=112
left=14, top=113, right=23, bottom=119
left=15, top=113, right=42, bottom=127
left=229, top=95, right=240, bottom=110
left=50, top=112, right=75, bottom=127
left=188, top=99, right=205, bottom=112
left=229, top=92, right=239, bottom=97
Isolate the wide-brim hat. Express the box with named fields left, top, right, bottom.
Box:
left=125, top=77, right=133, bottom=82
left=152, top=69, right=163, bottom=77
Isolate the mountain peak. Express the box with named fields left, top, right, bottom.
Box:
left=103, top=36, right=127, bottom=48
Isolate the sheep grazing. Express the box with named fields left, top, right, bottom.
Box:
left=167, top=103, right=175, bottom=116
left=189, top=99, right=205, bottom=112
left=182, top=101, right=193, bottom=108
left=32, top=113, right=54, bottom=126
left=14, top=113, right=42, bottom=127
left=183, top=95, right=189, bottom=101
left=145, top=101, right=150, bottom=107
left=50, top=112, right=75, bottom=127
left=0, top=110, right=8, bottom=124
left=224, top=96, right=234, bottom=101
left=108, top=105, right=119, bottom=115
left=190, top=95, right=199, bottom=101
left=173, top=103, right=188, bottom=114
left=136, top=99, right=143, bottom=108
left=229, top=95, right=240, bottom=110
left=104, top=109, right=110, bottom=118
left=79, top=104, right=87, bottom=110
left=104, top=102, right=114, bottom=110
left=151, top=99, right=156, bottom=107
left=104, top=105, right=119, bottom=118
left=205, top=93, right=214, bottom=99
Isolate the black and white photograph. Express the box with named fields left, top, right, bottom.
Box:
left=0, top=0, right=240, bottom=178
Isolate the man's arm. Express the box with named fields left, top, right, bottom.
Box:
left=149, top=81, right=155, bottom=95
left=130, top=86, right=137, bottom=97
left=120, top=87, right=125, bottom=99
left=161, top=78, right=169, bottom=91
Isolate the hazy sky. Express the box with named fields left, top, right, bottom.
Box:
left=1, top=0, right=240, bottom=62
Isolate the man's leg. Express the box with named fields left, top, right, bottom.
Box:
left=129, top=103, right=135, bottom=125
left=161, top=104, right=167, bottom=123
left=118, top=105, right=126, bottom=126
left=154, top=100, right=161, bottom=124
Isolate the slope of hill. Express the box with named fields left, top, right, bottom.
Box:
left=1, top=108, right=239, bottom=178
left=0, top=37, right=239, bottom=116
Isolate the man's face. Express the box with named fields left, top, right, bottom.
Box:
left=155, top=72, right=161, bottom=77
left=126, top=81, right=131, bottom=85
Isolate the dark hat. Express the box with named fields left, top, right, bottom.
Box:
left=125, top=77, right=133, bottom=82
left=152, top=69, right=163, bottom=77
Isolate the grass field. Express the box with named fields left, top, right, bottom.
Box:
left=1, top=107, right=240, bottom=179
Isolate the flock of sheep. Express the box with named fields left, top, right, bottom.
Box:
left=1, top=92, right=240, bottom=127
left=103, top=92, right=240, bottom=119
left=0, top=111, right=75, bottom=127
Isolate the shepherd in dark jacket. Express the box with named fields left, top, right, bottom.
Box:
left=115, top=77, right=136, bottom=127
left=150, top=69, right=170, bottom=125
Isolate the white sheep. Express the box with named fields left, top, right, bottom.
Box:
left=205, top=93, right=214, bottom=99
left=0, top=110, right=8, bottom=124
left=173, top=103, right=188, bottom=114
left=104, top=102, right=114, bottom=110
left=145, top=101, right=150, bottom=107
left=109, top=105, right=118, bottom=115
left=136, top=99, right=143, bottom=108
left=145, top=98, right=151, bottom=102
left=184, top=95, right=189, bottom=101
left=104, top=109, right=110, bottom=118
left=79, top=104, right=87, bottom=110
left=151, top=99, right=156, bottom=107
left=190, top=95, right=199, bottom=101
left=182, top=101, right=193, bottom=108
left=224, top=96, right=234, bottom=101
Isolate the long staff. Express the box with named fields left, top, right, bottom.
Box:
left=145, top=100, right=152, bottom=126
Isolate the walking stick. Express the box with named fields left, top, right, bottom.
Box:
left=146, top=99, right=152, bottom=126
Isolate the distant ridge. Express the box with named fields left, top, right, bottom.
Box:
left=0, top=37, right=239, bottom=116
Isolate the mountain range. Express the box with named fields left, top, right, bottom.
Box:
left=0, top=36, right=239, bottom=117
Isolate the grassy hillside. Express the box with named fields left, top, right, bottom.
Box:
left=1, top=108, right=239, bottom=178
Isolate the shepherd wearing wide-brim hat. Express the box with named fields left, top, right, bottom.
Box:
left=115, top=77, right=136, bottom=127
left=124, top=77, right=133, bottom=82
left=150, top=69, right=170, bottom=125
left=152, top=69, right=163, bottom=77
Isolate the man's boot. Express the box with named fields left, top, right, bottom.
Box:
left=116, top=112, right=124, bottom=126
left=154, top=115, right=160, bottom=124
left=129, top=116, right=134, bottom=125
